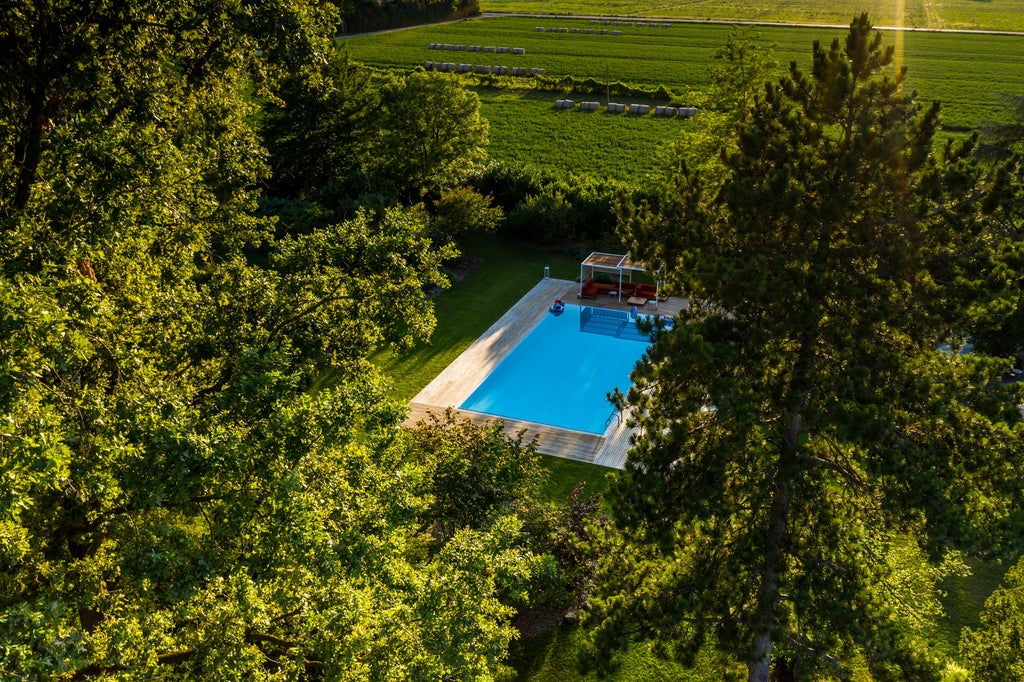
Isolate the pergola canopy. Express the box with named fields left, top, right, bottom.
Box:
left=579, top=252, right=660, bottom=306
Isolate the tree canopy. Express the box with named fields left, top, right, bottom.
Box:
left=0, top=2, right=537, bottom=678
left=588, top=14, right=1024, bottom=681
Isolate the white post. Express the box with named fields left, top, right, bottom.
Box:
left=544, top=266, right=550, bottom=279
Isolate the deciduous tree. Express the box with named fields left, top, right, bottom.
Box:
left=0, top=2, right=532, bottom=678
left=373, top=71, right=488, bottom=199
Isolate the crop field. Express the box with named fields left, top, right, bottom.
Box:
left=341, top=16, right=1024, bottom=179
left=478, top=89, right=687, bottom=181
left=479, top=0, right=1024, bottom=32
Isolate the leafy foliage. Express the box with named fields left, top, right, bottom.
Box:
left=374, top=70, right=490, bottom=198
left=0, top=2, right=534, bottom=679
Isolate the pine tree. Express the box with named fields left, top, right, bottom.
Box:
left=588, top=15, right=1024, bottom=681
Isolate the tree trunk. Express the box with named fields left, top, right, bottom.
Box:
left=748, top=329, right=814, bottom=682
left=750, top=631, right=772, bottom=682
left=13, top=88, right=47, bottom=211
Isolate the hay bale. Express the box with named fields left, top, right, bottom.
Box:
left=584, top=28, right=593, bottom=34
left=483, top=46, right=495, bottom=52
left=457, top=63, right=471, bottom=72
left=535, top=26, right=544, bottom=31
left=611, top=30, right=622, bottom=35
left=497, top=46, right=510, bottom=53
left=512, top=47, right=525, bottom=54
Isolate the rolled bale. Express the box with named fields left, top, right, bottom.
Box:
left=655, top=105, right=665, bottom=116
left=498, top=46, right=510, bottom=53
left=597, top=29, right=607, bottom=34
left=428, top=43, right=436, bottom=49
left=557, top=27, right=568, bottom=32
left=662, top=23, right=671, bottom=28
left=584, top=28, right=594, bottom=34
left=512, top=47, right=525, bottom=54
left=483, top=46, right=495, bottom=52
left=474, top=64, right=489, bottom=74
left=440, top=62, right=454, bottom=72
left=443, top=43, right=453, bottom=50
left=582, top=101, right=599, bottom=112
left=546, top=27, right=556, bottom=32
left=637, top=104, right=650, bottom=114
left=611, top=30, right=622, bottom=35
left=457, top=63, right=471, bottom=72
left=425, top=61, right=435, bottom=70
left=455, top=44, right=465, bottom=51
left=533, top=67, right=545, bottom=75
left=590, top=19, right=598, bottom=23
left=535, top=26, right=544, bottom=31
left=628, top=103, right=639, bottom=114
left=665, top=106, right=677, bottom=116
left=571, top=28, right=580, bottom=33
left=495, top=65, right=508, bottom=74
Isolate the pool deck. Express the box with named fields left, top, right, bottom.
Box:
left=405, top=278, right=688, bottom=469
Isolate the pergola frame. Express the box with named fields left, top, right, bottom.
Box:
left=578, top=252, right=660, bottom=307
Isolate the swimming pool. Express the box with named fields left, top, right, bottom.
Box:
left=459, top=304, right=654, bottom=434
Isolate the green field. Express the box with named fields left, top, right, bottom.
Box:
left=341, top=17, right=1024, bottom=179
left=480, top=0, right=1024, bottom=32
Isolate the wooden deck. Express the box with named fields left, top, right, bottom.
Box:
left=406, top=278, right=687, bottom=469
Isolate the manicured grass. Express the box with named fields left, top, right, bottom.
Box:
left=536, top=453, right=614, bottom=505
left=509, top=621, right=741, bottom=681
left=342, top=17, right=1024, bottom=180
left=479, top=0, right=1024, bottom=32
left=373, top=235, right=582, bottom=401
left=934, top=556, right=1013, bottom=658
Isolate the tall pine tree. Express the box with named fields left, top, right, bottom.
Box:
left=588, top=15, right=1024, bottom=681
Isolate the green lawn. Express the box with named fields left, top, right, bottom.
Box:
left=373, top=235, right=581, bottom=401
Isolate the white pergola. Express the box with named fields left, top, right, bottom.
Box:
left=578, top=252, right=660, bottom=307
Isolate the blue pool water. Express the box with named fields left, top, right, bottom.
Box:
left=460, top=305, right=654, bottom=434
